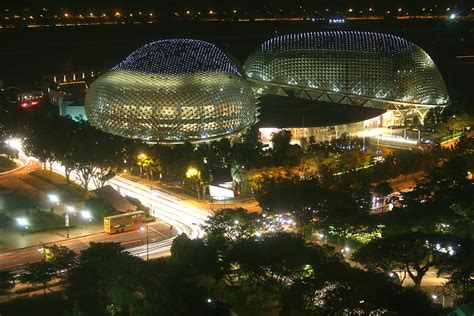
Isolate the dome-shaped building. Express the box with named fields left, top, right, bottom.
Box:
left=85, top=39, right=256, bottom=143
left=244, top=31, right=448, bottom=125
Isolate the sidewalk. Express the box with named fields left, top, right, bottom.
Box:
left=0, top=223, right=103, bottom=252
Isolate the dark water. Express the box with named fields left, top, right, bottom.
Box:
left=0, top=20, right=472, bottom=100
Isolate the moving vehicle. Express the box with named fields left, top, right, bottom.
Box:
left=104, top=211, right=145, bottom=234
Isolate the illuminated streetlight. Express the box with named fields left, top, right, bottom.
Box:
left=16, top=217, right=29, bottom=236
left=141, top=224, right=149, bottom=260
left=80, top=210, right=92, bottom=228
left=186, top=167, right=200, bottom=178
left=5, top=138, right=22, bottom=151
left=48, top=194, right=60, bottom=204
left=65, top=206, right=74, bottom=238
left=16, top=217, right=28, bottom=227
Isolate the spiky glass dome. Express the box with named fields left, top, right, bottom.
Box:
left=85, top=39, right=255, bottom=143
left=244, top=31, right=449, bottom=107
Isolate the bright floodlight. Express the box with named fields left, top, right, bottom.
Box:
left=66, top=205, right=75, bottom=212
left=16, top=217, right=29, bottom=227
left=449, top=13, right=457, bottom=19
left=80, top=210, right=92, bottom=220
left=5, top=138, right=23, bottom=151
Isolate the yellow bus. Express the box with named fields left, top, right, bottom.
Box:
left=104, top=211, right=145, bottom=234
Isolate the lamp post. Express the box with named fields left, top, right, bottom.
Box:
left=39, top=242, right=46, bottom=262
left=80, top=210, right=92, bottom=229
left=65, top=206, right=74, bottom=238
left=141, top=224, right=149, bottom=261
left=16, top=217, right=29, bottom=236
left=48, top=194, right=60, bottom=213
left=186, top=166, right=201, bottom=200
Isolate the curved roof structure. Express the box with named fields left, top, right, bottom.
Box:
left=244, top=31, right=449, bottom=107
left=85, top=39, right=255, bottom=143
left=113, top=39, right=242, bottom=76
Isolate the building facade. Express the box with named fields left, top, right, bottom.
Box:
left=245, top=31, right=449, bottom=132
left=85, top=39, right=256, bottom=143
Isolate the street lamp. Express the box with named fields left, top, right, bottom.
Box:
left=38, top=242, right=48, bottom=262
left=140, top=224, right=149, bottom=261
left=80, top=210, right=92, bottom=228
left=65, top=206, right=74, bottom=238
left=186, top=166, right=201, bottom=199
left=16, top=217, right=29, bottom=236
left=48, top=194, right=60, bottom=204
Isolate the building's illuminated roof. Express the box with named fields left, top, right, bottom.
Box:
left=85, top=39, right=255, bottom=143
left=113, top=39, right=241, bottom=76
left=244, top=31, right=449, bottom=107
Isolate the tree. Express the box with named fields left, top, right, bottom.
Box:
left=373, top=181, right=393, bottom=197
left=437, top=235, right=474, bottom=303
left=20, top=261, right=55, bottom=293
left=353, top=232, right=457, bottom=289
left=67, top=242, right=140, bottom=315
left=186, top=166, right=204, bottom=199
left=171, top=234, right=218, bottom=275
left=137, top=258, right=214, bottom=316
left=203, top=208, right=260, bottom=252
left=257, top=180, right=377, bottom=241
left=447, top=113, right=473, bottom=134
left=281, top=267, right=442, bottom=316
left=0, top=270, right=15, bottom=295
left=224, top=233, right=311, bottom=293
left=0, top=213, right=12, bottom=229
left=46, top=245, right=77, bottom=278
left=84, top=196, right=115, bottom=219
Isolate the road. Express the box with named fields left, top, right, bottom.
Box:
left=0, top=221, right=173, bottom=270
left=0, top=153, right=208, bottom=268
left=47, top=159, right=208, bottom=255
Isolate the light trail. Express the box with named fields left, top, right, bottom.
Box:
left=24, top=155, right=208, bottom=258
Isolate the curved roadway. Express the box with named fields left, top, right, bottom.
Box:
left=24, top=155, right=208, bottom=258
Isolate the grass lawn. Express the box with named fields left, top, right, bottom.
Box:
left=0, top=156, right=15, bottom=172
left=29, top=170, right=88, bottom=202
